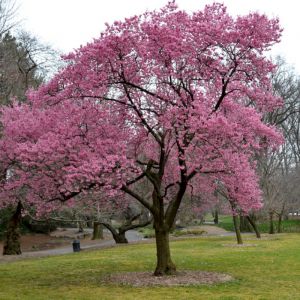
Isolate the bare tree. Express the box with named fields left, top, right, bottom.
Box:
left=258, top=57, right=300, bottom=233
left=0, top=0, right=19, bottom=38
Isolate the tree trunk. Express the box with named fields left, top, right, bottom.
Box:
left=277, top=214, right=282, bottom=233
left=232, top=215, right=243, bottom=244
left=113, top=231, right=128, bottom=244
left=246, top=216, right=261, bottom=238
left=99, top=222, right=128, bottom=243
left=269, top=212, right=275, bottom=234
left=154, top=227, right=176, bottom=276
left=213, top=210, right=219, bottom=224
left=86, top=217, right=93, bottom=228
left=92, top=222, right=103, bottom=240
left=78, top=221, right=84, bottom=233
left=3, top=202, right=23, bottom=255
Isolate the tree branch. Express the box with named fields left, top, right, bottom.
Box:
left=121, top=185, right=154, bottom=214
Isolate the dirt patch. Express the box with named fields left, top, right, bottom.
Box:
left=175, top=225, right=230, bottom=236
left=103, top=271, right=233, bottom=287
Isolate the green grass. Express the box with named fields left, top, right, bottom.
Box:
left=0, top=234, right=300, bottom=299
left=210, top=215, right=300, bottom=233
left=173, top=227, right=206, bottom=236
left=138, top=226, right=206, bottom=238
left=137, top=227, right=155, bottom=238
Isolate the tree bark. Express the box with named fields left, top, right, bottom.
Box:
left=99, top=222, right=128, bottom=244
left=232, top=215, right=243, bottom=244
left=114, top=231, right=128, bottom=243
left=3, top=202, right=23, bottom=255
left=92, top=222, right=103, bottom=240
left=269, top=211, right=275, bottom=234
left=246, top=215, right=261, bottom=238
left=154, top=227, right=176, bottom=276
left=277, top=214, right=282, bottom=233
left=213, top=210, right=219, bottom=224
left=78, top=221, right=84, bottom=233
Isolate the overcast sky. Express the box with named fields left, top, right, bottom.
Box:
left=18, top=0, right=300, bottom=73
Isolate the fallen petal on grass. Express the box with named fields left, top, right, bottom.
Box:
left=102, top=271, right=233, bottom=287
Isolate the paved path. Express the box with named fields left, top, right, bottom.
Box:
left=0, top=230, right=143, bottom=263
left=0, top=226, right=250, bottom=263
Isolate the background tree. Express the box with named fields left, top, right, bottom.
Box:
left=0, top=0, right=60, bottom=254
left=0, top=31, right=59, bottom=105
left=60, top=193, right=152, bottom=244
left=0, top=0, right=19, bottom=37
left=258, top=58, right=300, bottom=233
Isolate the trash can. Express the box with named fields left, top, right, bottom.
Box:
left=72, top=240, right=80, bottom=252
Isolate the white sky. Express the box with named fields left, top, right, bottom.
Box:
left=17, top=0, right=300, bottom=73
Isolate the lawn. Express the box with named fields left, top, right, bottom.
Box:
left=213, top=215, right=300, bottom=233
left=0, top=234, right=300, bottom=299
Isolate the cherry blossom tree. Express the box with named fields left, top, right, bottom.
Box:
left=0, top=2, right=283, bottom=275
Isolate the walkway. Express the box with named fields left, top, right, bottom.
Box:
left=0, top=225, right=244, bottom=263
left=0, top=229, right=143, bottom=263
